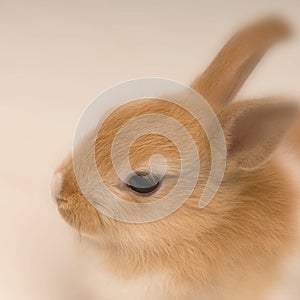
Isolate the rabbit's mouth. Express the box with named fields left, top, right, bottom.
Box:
left=55, top=193, right=103, bottom=235
left=51, top=163, right=103, bottom=235
left=55, top=196, right=67, bottom=205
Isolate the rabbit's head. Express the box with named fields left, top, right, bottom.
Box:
left=52, top=17, right=299, bottom=281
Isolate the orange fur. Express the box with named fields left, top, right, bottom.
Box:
left=53, top=17, right=300, bottom=300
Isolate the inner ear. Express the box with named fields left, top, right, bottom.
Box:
left=229, top=104, right=284, bottom=155
left=222, top=100, right=299, bottom=170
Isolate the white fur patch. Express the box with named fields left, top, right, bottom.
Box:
left=79, top=245, right=169, bottom=300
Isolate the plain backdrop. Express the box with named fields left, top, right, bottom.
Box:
left=0, top=0, right=300, bottom=299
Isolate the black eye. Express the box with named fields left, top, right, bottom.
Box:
left=127, top=173, right=160, bottom=194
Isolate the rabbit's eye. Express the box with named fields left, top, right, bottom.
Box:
left=126, top=173, right=160, bottom=194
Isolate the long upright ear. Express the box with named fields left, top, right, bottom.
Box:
left=191, top=17, right=291, bottom=110
left=220, top=99, right=299, bottom=170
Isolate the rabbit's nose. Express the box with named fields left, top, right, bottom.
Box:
left=51, top=172, right=66, bottom=204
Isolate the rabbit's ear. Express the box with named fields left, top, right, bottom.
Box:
left=220, top=99, right=299, bottom=170
left=191, top=17, right=291, bottom=110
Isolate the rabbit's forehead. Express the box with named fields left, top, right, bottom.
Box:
left=94, top=98, right=203, bottom=172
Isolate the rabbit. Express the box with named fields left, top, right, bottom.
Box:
left=52, top=17, right=300, bottom=300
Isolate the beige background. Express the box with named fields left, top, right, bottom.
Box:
left=0, top=0, right=300, bottom=299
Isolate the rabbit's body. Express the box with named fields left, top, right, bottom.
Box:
left=53, top=18, right=300, bottom=300
left=83, top=154, right=300, bottom=300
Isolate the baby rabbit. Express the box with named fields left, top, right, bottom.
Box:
left=52, top=17, right=300, bottom=300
